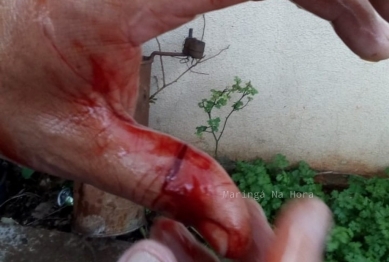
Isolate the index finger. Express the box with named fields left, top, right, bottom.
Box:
left=292, top=0, right=389, bottom=61
left=133, top=0, right=389, bottom=61
left=127, top=0, right=248, bottom=45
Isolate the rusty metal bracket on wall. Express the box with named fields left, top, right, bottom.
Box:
left=72, top=29, right=205, bottom=238
left=143, top=28, right=205, bottom=62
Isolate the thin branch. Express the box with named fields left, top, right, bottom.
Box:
left=201, top=15, right=206, bottom=41
left=25, top=206, right=67, bottom=226
left=207, top=92, right=226, bottom=158
left=217, top=93, right=246, bottom=142
left=217, top=109, right=235, bottom=143
left=189, top=70, right=209, bottom=75
left=155, top=38, right=166, bottom=88
left=150, top=47, right=228, bottom=100
left=199, top=45, right=229, bottom=63
left=150, top=60, right=201, bottom=100
left=153, top=75, right=159, bottom=89
left=239, top=99, right=251, bottom=110
left=149, top=17, right=229, bottom=101
left=0, top=192, right=40, bottom=209
left=207, top=112, right=219, bottom=153
left=186, top=61, right=209, bottom=75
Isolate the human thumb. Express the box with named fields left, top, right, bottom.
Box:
left=118, top=240, right=177, bottom=262
left=267, top=198, right=333, bottom=262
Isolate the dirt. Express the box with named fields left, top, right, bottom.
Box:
left=0, top=223, right=132, bottom=262
left=0, top=159, right=148, bottom=243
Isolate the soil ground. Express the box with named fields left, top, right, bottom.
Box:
left=0, top=159, right=225, bottom=261
left=0, top=223, right=131, bottom=262
left=0, top=159, right=147, bottom=245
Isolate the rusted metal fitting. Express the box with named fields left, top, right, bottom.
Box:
left=183, top=29, right=205, bottom=59
left=143, top=28, right=205, bottom=62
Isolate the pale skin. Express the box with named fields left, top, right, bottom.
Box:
left=0, top=0, right=388, bottom=261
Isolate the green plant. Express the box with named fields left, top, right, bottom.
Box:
left=231, top=155, right=389, bottom=261
left=21, top=167, right=35, bottom=179
left=325, top=175, right=389, bottom=261
left=195, top=77, right=258, bottom=158
left=232, top=154, right=324, bottom=222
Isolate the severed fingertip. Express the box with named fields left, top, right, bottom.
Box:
left=150, top=217, right=220, bottom=262
left=267, top=198, right=332, bottom=262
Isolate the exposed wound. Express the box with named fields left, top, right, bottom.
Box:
left=166, top=144, right=188, bottom=182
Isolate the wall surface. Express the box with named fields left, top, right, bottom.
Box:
left=142, top=1, right=389, bottom=174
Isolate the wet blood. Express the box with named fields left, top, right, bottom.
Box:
left=90, top=55, right=117, bottom=94
left=109, top=97, right=249, bottom=258
left=166, top=144, right=188, bottom=182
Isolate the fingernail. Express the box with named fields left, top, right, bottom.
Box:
left=126, top=251, right=161, bottom=262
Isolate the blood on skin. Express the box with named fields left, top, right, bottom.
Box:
left=151, top=218, right=220, bottom=261
left=47, top=69, right=249, bottom=259
left=90, top=55, right=118, bottom=95
left=159, top=148, right=248, bottom=258
left=89, top=54, right=140, bottom=114
left=113, top=120, right=248, bottom=257
left=118, top=120, right=212, bottom=164
left=154, top=219, right=195, bottom=252
left=48, top=55, right=250, bottom=255
left=166, top=144, right=188, bottom=182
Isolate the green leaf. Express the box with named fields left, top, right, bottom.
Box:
left=215, top=97, right=228, bottom=109
left=195, top=126, right=208, bottom=137
left=207, top=117, right=221, bottom=132
left=233, top=101, right=244, bottom=110
left=195, top=77, right=258, bottom=157
left=266, top=154, right=289, bottom=170
left=21, top=167, right=35, bottom=179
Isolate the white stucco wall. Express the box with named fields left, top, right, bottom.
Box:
left=142, top=1, right=389, bottom=174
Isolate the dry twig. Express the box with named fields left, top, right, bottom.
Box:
left=149, top=46, right=229, bottom=101
left=149, top=15, right=229, bottom=101
left=0, top=192, right=40, bottom=209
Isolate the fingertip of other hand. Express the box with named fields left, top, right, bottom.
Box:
left=118, top=240, right=177, bottom=262
left=268, top=197, right=333, bottom=262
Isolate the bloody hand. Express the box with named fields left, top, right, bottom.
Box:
left=118, top=198, right=332, bottom=262
left=0, top=0, right=388, bottom=259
